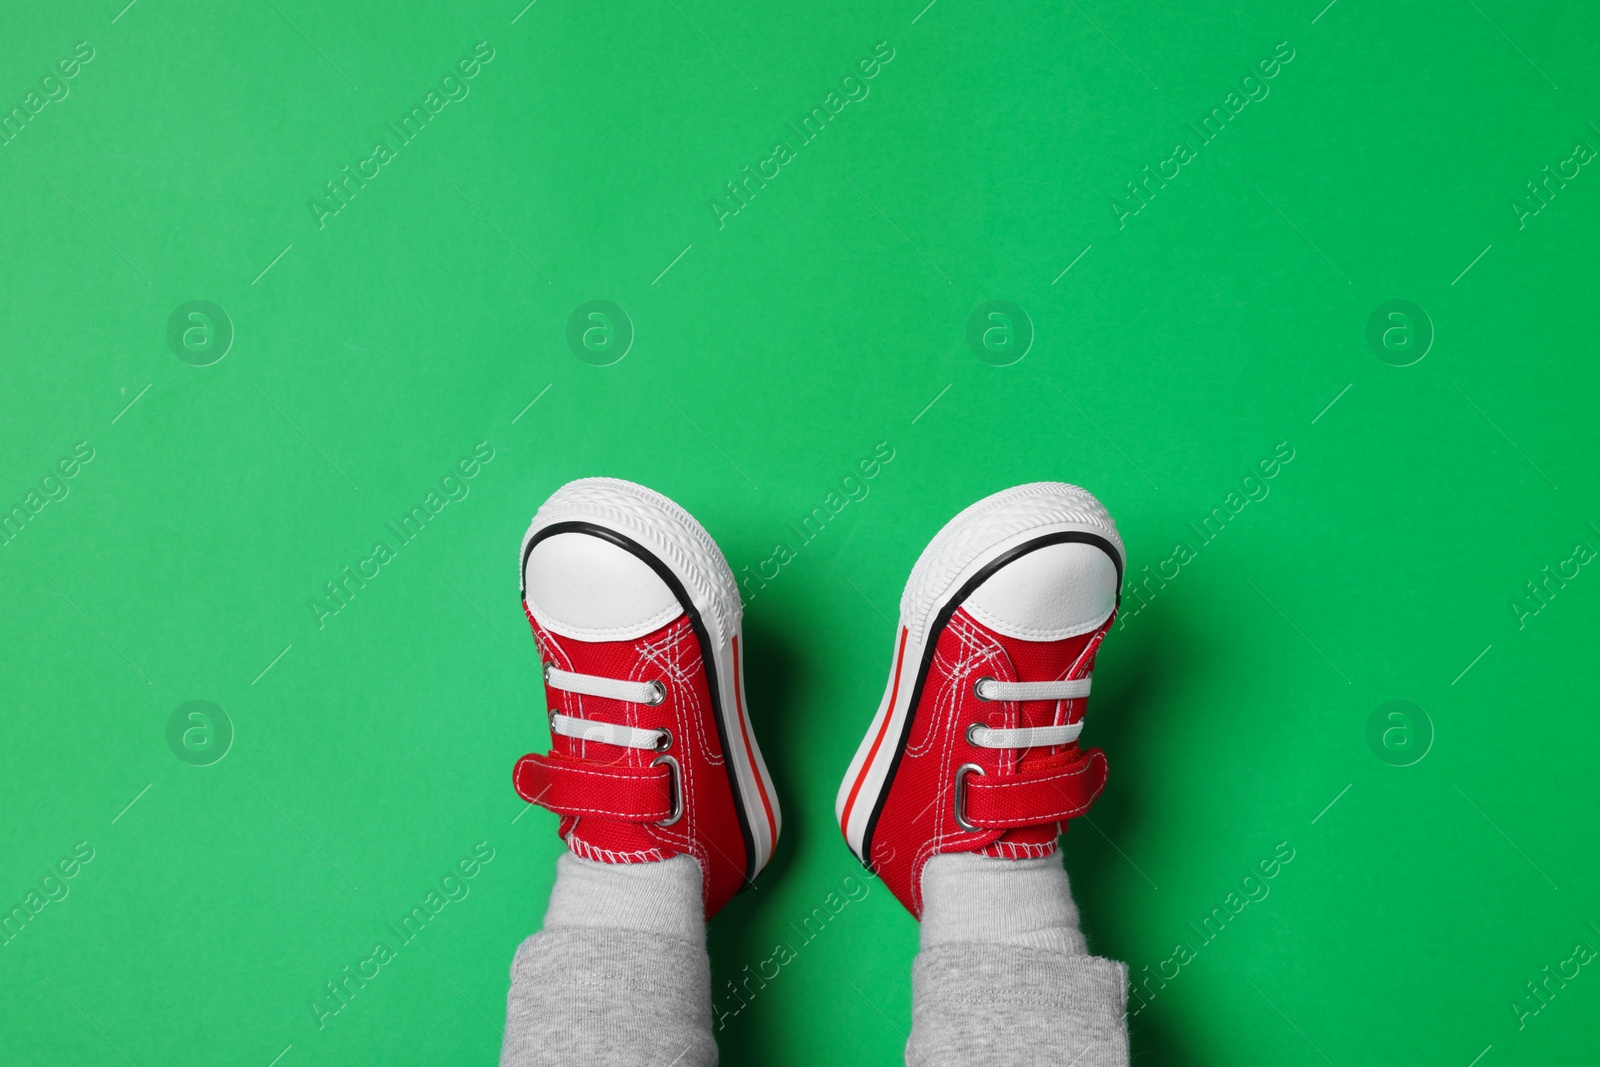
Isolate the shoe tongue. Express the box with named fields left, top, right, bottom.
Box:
left=546, top=730, right=667, bottom=860
left=977, top=748, right=1081, bottom=858
left=968, top=615, right=1108, bottom=858
left=532, top=615, right=679, bottom=864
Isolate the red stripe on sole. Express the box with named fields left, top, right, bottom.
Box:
left=839, top=626, right=910, bottom=849
left=732, top=636, right=778, bottom=852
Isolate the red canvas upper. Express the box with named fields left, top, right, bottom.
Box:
left=866, top=607, right=1112, bottom=916
left=512, top=608, right=751, bottom=917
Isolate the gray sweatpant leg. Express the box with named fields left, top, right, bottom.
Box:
left=500, top=927, right=716, bottom=1067
left=906, top=944, right=1129, bottom=1067
left=500, top=925, right=1128, bottom=1067
left=499, top=853, right=1127, bottom=1066
left=500, top=854, right=716, bottom=1067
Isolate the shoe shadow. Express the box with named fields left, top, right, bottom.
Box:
left=1062, top=607, right=1188, bottom=1066
left=735, top=614, right=805, bottom=890
left=706, top=614, right=806, bottom=1054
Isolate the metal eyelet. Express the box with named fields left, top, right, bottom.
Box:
left=953, top=762, right=986, bottom=832
left=652, top=754, right=683, bottom=826
left=645, top=681, right=666, bottom=706
left=542, top=663, right=553, bottom=685
left=965, top=722, right=985, bottom=747
left=653, top=727, right=673, bottom=752
left=973, top=677, right=996, bottom=701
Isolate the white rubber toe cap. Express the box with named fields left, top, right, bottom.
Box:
left=961, top=541, right=1119, bottom=641
left=523, top=531, right=683, bottom=642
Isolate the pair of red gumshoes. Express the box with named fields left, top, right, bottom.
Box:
left=512, top=479, right=1123, bottom=918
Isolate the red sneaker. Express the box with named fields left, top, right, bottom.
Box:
left=836, top=483, right=1125, bottom=916
left=512, top=478, right=780, bottom=917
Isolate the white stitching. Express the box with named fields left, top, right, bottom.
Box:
left=568, top=838, right=667, bottom=864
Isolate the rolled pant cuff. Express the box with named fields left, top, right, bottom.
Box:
left=907, top=943, right=1129, bottom=1067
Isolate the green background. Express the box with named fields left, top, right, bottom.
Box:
left=3, top=0, right=1598, bottom=1063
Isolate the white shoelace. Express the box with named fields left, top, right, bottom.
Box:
left=549, top=712, right=668, bottom=751
left=974, top=676, right=1091, bottom=701
left=546, top=665, right=665, bottom=705
left=967, top=722, right=1084, bottom=748
left=545, top=666, right=669, bottom=751
left=968, top=675, right=1091, bottom=750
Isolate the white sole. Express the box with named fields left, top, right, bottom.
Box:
left=522, top=477, right=781, bottom=878
left=835, top=482, right=1124, bottom=865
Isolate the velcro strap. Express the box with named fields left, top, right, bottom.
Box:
left=962, top=749, right=1108, bottom=829
left=512, top=752, right=673, bottom=822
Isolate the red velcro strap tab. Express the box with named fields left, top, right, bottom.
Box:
left=963, top=748, right=1108, bottom=829
left=512, top=752, right=673, bottom=823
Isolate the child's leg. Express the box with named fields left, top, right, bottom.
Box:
left=502, top=482, right=785, bottom=1065
left=905, top=853, right=1129, bottom=1067
left=500, top=854, right=716, bottom=1067
left=831, top=484, right=1133, bottom=1065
